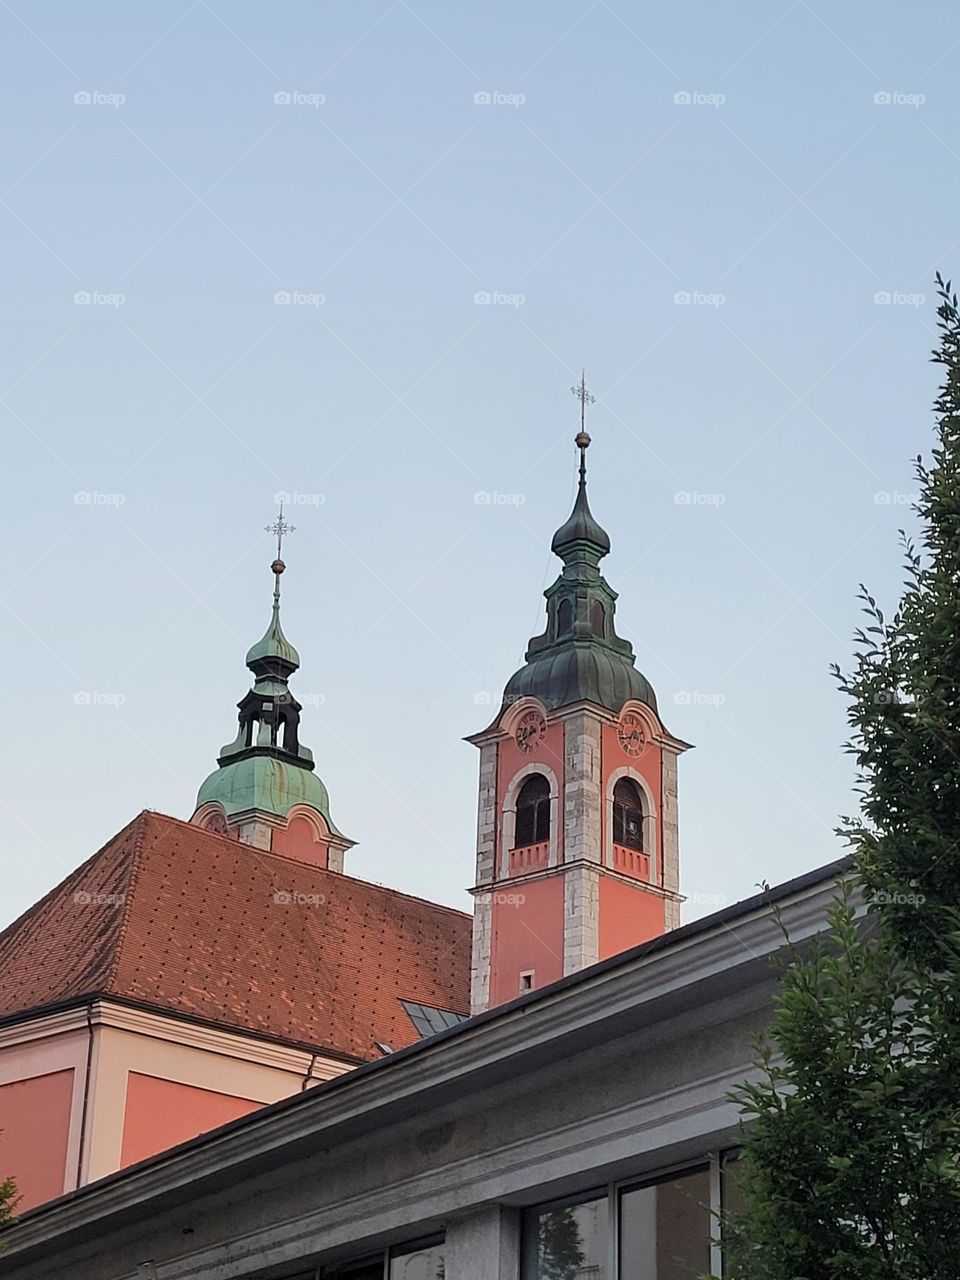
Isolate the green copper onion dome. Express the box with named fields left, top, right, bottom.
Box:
left=245, top=568, right=301, bottom=672
left=497, top=428, right=658, bottom=717
left=193, top=512, right=343, bottom=836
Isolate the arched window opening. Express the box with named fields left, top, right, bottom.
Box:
left=557, top=598, right=573, bottom=637
left=613, top=777, right=644, bottom=851
left=515, top=773, right=551, bottom=847
left=591, top=600, right=606, bottom=637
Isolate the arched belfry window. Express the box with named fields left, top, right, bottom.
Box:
left=515, top=773, right=551, bottom=847
left=613, top=777, right=644, bottom=851
left=591, top=600, right=606, bottom=637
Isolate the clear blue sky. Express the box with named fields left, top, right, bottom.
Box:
left=1, top=1, right=956, bottom=928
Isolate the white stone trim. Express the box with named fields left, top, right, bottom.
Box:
left=470, top=894, right=493, bottom=1015
left=0, top=1000, right=351, bottom=1076
left=191, top=801, right=229, bottom=833
left=499, top=761, right=560, bottom=878
left=474, top=742, right=498, bottom=888
left=497, top=696, right=548, bottom=737
left=563, top=863, right=600, bottom=974
left=562, top=712, right=603, bottom=865
left=604, top=766, right=658, bottom=880
left=284, top=805, right=353, bottom=851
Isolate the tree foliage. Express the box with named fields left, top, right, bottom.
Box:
left=537, top=1207, right=586, bottom=1280
left=722, top=278, right=960, bottom=1278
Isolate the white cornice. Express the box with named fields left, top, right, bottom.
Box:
left=0, top=1000, right=351, bottom=1078
left=0, top=1007, right=90, bottom=1051
left=469, top=859, right=683, bottom=900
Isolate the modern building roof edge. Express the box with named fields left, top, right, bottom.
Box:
left=3, top=852, right=853, bottom=1236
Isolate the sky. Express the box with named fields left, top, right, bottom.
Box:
left=1, top=1, right=957, bottom=929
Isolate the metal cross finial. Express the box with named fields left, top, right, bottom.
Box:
left=265, top=504, right=295, bottom=605
left=266, top=505, right=295, bottom=562
left=570, top=370, right=596, bottom=431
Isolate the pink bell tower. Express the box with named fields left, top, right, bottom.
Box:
left=468, top=411, right=689, bottom=1013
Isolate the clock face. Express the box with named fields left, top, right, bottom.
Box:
left=515, top=710, right=546, bottom=754
left=618, top=712, right=646, bottom=757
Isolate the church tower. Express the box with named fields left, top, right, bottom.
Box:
left=468, top=415, right=689, bottom=1013
left=191, top=509, right=354, bottom=868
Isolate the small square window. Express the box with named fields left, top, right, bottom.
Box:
left=519, top=971, right=535, bottom=993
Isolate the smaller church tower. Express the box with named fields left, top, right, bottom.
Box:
left=192, top=509, right=354, bottom=868
left=468, top=412, right=690, bottom=1013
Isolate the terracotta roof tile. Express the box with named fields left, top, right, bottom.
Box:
left=0, top=812, right=471, bottom=1061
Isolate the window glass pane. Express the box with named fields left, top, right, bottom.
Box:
left=721, top=1152, right=746, bottom=1219
left=524, top=1196, right=609, bottom=1280
left=619, top=1167, right=711, bottom=1280
left=535, top=800, right=550, bottom=843
left=389, top=1241, right=444, bottom=1280
left=624, top=809, right=642, bottom=851
left=516, top=804, right=535, bottom=846
left=331, top=1264, right=384, bottom=1280
left=613, top=803, right=625, bottom=844
left=720, top=1151, right=748, bottom=1273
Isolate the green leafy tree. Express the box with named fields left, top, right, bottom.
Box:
left=721, top=278, right=960, bottom=1279
left=837, top=275, right=960, bottom=967
left=538, top=1208, right=586, bottom=1280
left=724, top=888, right=960, bottom=1278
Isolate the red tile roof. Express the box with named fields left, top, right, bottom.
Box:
left=0, top=811, right=471, bottom=1061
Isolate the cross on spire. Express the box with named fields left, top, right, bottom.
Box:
left=570, top=371, right=595, bottom=483
left=265, top=504, right=295, bottom=605
left=570, top=370, right=596, bottom=431
left=266, top=504, right=295, bottom=562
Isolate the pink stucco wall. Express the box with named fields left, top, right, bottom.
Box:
left=0, top=1068, right=75, bottom=1211
left=120, top=1071, right=262, bottom=1168
left=599, top=875, right=665, bottom=958
left=489, top=875, right=565, bottom=1005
